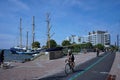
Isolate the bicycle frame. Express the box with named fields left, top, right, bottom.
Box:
left=65, top=61, right=74, bottom=75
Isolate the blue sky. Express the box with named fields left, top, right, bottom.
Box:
left=0, top=0, right=120, bottom=49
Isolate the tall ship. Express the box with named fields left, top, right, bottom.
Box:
left=10, top=17, right=38, bottom=54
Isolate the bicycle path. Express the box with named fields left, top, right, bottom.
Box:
left=40, top=52, right=115, bottom=80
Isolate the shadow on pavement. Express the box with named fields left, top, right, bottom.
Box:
left=39, top=73, right=66, bottom=80
left=38, top=69, right=85, bottom=80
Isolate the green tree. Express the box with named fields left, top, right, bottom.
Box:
left=32, top=41, right=40, bottom=49
left=86, top=42, right=93, bottom=49
left=62, top=40, right=71, bottom=46
left=81, top=43, right=86, bottom=49
left=110, top=45, right=118, bottom=51
left=46, top=39, right=57, bottom=48
left=94, top=44, right=104, bottom=50
left=72, top=44, right=81, bottom=52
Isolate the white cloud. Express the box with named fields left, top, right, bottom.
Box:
left=9, top=0, right=30, bottom=10
left=61, top=0, right=120, bottom=11
left=61, top=0, right=97, bottom=11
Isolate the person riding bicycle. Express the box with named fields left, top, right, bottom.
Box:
left=65, top=50, right=75, bottom=69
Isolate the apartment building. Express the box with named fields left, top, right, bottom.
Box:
left=66, top=30, right=110, bottom=47
left=88, top=31, right=110, bottom=47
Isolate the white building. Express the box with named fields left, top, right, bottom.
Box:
left=65, top=30, right=110, bottom=47
left=66, top=36, right=80, bottom=44
left=79, top=36, right=89, bottom=44
left=66, top=36, right=89, bottom=44
left=88, top=31, right=110, bottom=47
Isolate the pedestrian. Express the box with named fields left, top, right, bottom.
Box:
left=96, top=48, right=99, bottom=57
left=0, top=49, right=4, bottom=68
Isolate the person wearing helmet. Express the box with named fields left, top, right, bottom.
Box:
left=65, top=49, right=75, bottom=69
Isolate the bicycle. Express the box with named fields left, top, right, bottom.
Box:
left=65, top=60, right=74, bottom=75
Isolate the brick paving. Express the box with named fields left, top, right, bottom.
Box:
left=0, top=52, right=105, bottom=80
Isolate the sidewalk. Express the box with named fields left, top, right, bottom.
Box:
left=109, top=52, right=120, bottom=80
left=0, top=52, right=102, bottom=80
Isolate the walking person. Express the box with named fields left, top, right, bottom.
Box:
left=0, top=49, right=4, bottom=68
left=96, top=48, right=99, bottom=57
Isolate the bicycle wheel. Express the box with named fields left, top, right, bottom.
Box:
left=65, top=63, right=72, bottom=75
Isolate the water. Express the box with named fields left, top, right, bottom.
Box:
left=3, top=50, right=33, bottom=62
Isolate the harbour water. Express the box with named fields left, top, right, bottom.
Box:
left=3, top=49, right=33, bottom=62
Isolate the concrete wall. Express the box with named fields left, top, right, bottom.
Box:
left=49, top=51, right=64, bottom=60
left=40, top=51, right=64, bottom=60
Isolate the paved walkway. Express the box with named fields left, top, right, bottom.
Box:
left=0, top=52, right=105, bottom=80
left=109, top=52, right=120, bottom=80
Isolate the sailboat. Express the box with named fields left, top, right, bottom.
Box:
left=10, top=17, right=38, bottom=55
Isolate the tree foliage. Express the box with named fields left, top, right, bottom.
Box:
left=32, top=41, right=40, bottom=49
left=94, top=44, right=104, bottom=50
left=110, top=45, right=118, bottom=51
left=86, top=42, right=93, bottom=49
left=63, top=42, right=93, bottom=52
left=62, top=40, right=71, bottom=46
left=46, top=39, right=57, bottom=48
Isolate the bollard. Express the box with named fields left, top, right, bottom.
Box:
left=106, top=74, right=116, bottom=80
left=112, top=75, right=116, bottom=80
left=109, top=74, right=112, bottom=80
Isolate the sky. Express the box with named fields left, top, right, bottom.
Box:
left=0, top=0, right=120, bottom=49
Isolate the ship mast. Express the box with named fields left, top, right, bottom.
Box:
left=32, top=16, right=35, bottom=44
left=20, top=18, right=22, bottom=48
left=46, top=13, right=55, bottom=48
left=26, top=31, right=28, bottom=50
left=46, top=13, right=51, bottom=48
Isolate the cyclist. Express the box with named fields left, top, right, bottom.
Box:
left=65, top=50, right=75, bottom=69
